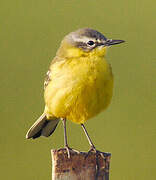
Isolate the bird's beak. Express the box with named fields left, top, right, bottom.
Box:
left=104, top=39, right=125, bottom=46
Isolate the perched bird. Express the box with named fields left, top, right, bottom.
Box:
left=26, top=28, right=124, bottom=154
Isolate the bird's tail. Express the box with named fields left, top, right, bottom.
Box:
left=26, top=113, right=60, bottom=139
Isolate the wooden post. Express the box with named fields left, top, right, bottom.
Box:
left=51, top=148, right=111, bottom=180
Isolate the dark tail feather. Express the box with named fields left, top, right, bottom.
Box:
left=26, top=113, right=59, bottom=139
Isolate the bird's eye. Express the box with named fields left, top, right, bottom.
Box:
left=87, top=40, right=95, bottom=46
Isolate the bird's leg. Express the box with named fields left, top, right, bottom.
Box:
left=81, top=123, right=95, bottom=149
left=61, top=118, right=79, bottom=158
left=62, top=118, right=68, bottom=147
left=62, top=118, right=71, bottom=158
left=81, top=123, right=106, bottom=178
left=81, top=123, right=105, bottom=158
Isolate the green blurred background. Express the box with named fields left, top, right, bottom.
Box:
left=0, top=0, right=155, bottom=179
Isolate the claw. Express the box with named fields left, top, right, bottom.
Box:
left=85, top=146, right=105, bottom=159
left=85, top=147, right=106, bottom=178
left=64, top=145, right=71, bottom=158
left=64, top=146, right=80, bottom=158
left=85, top=146, right=94, bottom=159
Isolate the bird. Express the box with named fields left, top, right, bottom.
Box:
left=26, top=28, right=124, bottom=155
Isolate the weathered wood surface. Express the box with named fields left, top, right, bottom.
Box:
left=51, top=148, right=111, bottom=180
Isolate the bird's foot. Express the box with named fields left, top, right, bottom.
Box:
left=64, top=145, right=80, bottom=158
left=85, top=146, right=105, bottom=159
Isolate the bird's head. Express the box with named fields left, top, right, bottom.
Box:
left=56, top=28, right=125, bottom=58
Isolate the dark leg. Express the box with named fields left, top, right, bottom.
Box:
left=81, top=123, right=106, bottom=178
left=81, top=123, right=105, bottom=158
left=62, top=118, right=79, bottom=158
left=81, top=123, right=95, bottom=149
left=62, top=118, right=70, bottom=158
left=62, top=118, right=68, bottom=147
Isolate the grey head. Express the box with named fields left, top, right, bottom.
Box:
left=64, top=28, right=125, bottom=52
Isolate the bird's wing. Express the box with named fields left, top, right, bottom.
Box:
left=44, top=56, right=65, bottom=90
left=44, top=69, right=51, bottom=89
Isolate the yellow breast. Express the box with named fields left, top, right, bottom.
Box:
left=44, top=48, right=113, bottom=124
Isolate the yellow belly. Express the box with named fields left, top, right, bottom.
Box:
left=44, top=56, right=113, bottom=124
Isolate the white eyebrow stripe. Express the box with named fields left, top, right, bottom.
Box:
left=71, top=35, right=96, bottom=43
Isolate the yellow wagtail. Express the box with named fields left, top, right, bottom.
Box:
left=26, top=28, right=124, bottom=153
